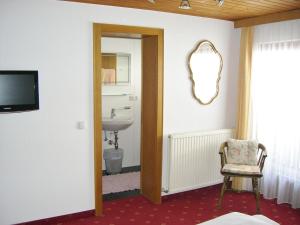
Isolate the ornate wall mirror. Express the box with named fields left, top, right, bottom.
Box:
left=188, top=40, right=223, bottom=105
left=102, top=53, right=131, bottom=85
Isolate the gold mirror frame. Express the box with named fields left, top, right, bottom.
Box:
left=188, top=40, right=223, bottom=105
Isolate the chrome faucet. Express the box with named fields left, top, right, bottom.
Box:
left=111, top=108, right=116, bottom=119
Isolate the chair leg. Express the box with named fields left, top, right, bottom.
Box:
left=218, top=176, right=229, bottom=209
left=252, top=177, right=261, bottom=213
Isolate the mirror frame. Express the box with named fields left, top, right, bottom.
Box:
left=188, top=40, right=223, bottom=105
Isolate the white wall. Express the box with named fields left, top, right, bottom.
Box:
left=101, top=38, right=141, bottom=169
left=0, top=0, right=240, bottom=224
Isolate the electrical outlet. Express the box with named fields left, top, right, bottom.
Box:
left=77, top=121, right=86, bottom=130
left=129, top=95, right=138, bottom=101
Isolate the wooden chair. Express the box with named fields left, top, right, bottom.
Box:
left=218, top=141, right=267, bottom=213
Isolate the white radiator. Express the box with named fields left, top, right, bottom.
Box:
left=165, top=129, right=235, bottom=194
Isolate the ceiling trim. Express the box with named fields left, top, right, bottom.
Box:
left=234, top=9, right=300, bottom=28
left=64, top=0, right=300, bottom=28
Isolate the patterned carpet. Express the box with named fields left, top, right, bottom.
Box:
left=21, top=184, right=300, bottom=225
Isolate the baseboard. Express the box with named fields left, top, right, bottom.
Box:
left=103, top=189, right=140, bottom=201
left=102, top=165, right=141, bottom=176
left=122, top=165, right=141, bottom=173
left=16, top=210, right=94, bottom=225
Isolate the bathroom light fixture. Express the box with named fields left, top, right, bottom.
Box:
left=179, top=0, right=191, bottom=9
left=216, top=0, right=224, bottom=6
left=147, top=0, right=156, bottom=3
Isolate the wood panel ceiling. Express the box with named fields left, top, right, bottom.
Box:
left=66, top=0, right=300, bottom=26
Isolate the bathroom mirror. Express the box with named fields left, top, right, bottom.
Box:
left=102, top=53, right=131, bottom=85
left=188, top=40, right=223, bottom=105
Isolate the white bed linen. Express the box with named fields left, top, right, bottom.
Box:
left=198, top=212, right=279, bottom=225
left=252, top=215, right=279, bottom=225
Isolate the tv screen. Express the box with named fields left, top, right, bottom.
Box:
left=0, top=71, right=39, bottom=112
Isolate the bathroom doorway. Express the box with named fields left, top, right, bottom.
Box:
left=93, top=24, right=164, bottom=215
left=101, top=37, right=142, bottom=200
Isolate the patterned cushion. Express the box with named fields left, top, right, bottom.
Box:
left=227, top=139, right=258, bottom=165
left=222, top=164, right=261, bottom=175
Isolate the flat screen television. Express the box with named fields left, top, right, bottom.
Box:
left=0, top=70, right=39, bottom=112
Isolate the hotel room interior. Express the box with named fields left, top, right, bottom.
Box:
left=0, top=0, right=300, bottom=224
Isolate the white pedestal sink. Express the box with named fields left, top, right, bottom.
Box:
left=102, top=117, right=134, bottom=131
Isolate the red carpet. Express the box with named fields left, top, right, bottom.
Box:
left=23, top=185, right=300, bottom=225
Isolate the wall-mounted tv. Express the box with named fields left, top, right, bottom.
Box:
left=0, top=70, right=39, bottom=112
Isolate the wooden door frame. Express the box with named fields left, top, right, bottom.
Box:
left=93, top=23, right=164, bottom=215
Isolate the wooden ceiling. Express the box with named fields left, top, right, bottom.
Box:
left=66, top=0, right=300, bottom=27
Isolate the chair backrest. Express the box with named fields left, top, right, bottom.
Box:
left=226, top=139, right=258, bottom=165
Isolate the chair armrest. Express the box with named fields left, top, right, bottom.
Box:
left=258, top=143, right=267, bottom=156
left=219, top=142, right=228, bottom=168
left=258, top=143, right=267, bottom=171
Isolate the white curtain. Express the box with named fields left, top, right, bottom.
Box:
left=250, top=19, right=300, bottom=208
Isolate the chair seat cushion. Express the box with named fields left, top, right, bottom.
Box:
left=222, top=163, right=261, bottom=175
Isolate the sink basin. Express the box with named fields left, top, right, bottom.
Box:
left=102, top=117, right=134, bottom=131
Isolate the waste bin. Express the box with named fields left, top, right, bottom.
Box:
left=103, top=148, right=124, bottom=175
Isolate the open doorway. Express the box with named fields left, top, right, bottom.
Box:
left=101, top=37, right=142, bottom=200
left=93, top=24, right=164, bottom=215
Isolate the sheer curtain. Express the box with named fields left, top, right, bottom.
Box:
left=250, top=19, right=300, bottom=208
